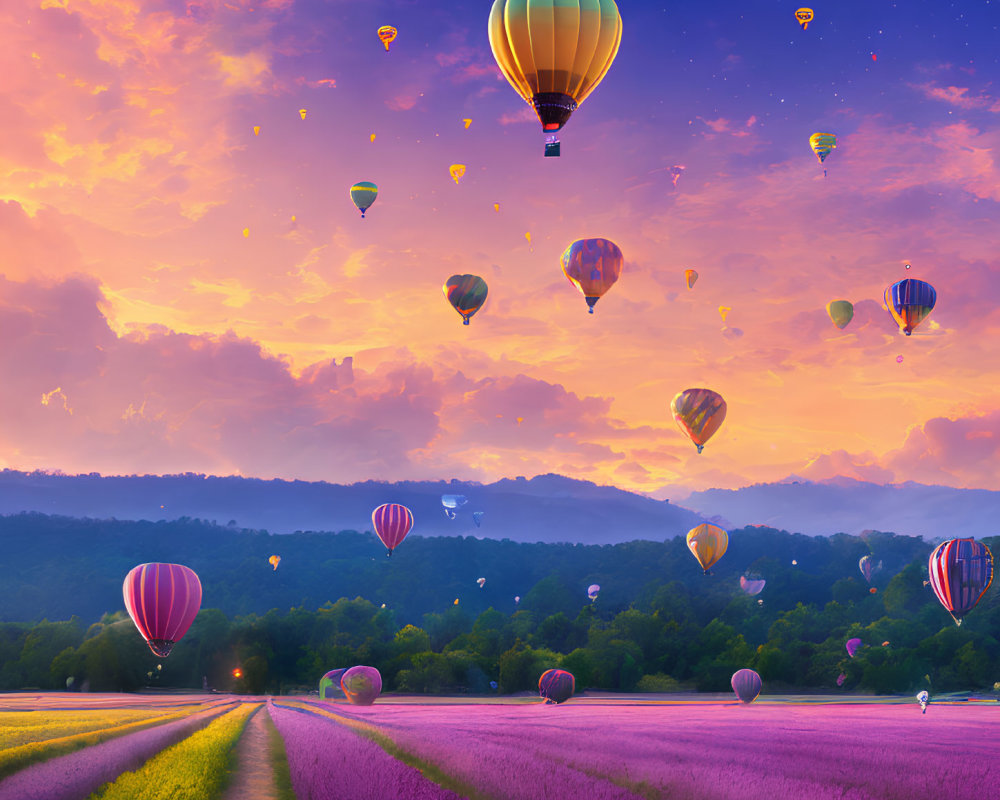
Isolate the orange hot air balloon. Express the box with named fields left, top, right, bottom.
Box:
left=687, top=523, right=728, bottom=574
left=685, top=269, right=698, bottom=290
left=525, top=231, right=531, bottom=244
left=298, top=109, right=307, bottom=120
left=795, top=8, right=814, bottom=30
left=494, top=203, right=500, bottom=212
left=370, top=133, right=376, bottom=143
left=242, top=227, right=249, bottom=238
left=232, top=668, right=243, bottom=678
left=449, top=164, right=467, bottom=184
left=463, top=118, right=472, bottom=129
left=671, top=388, right=726, bottom=453
left=269, top=555, right=281, bottom=571
left=719, top=306, right=731, bottom=323
left=560, top=238, right=623, bottom=313
left=378, top=26, right=397, bottom=52
left=253, top=126, right=260, bottom=136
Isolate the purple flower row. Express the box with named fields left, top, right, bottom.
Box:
left=267, top=701, right=465, bottom=800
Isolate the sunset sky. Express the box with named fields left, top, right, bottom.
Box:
left=0, top=0, right=998, bottom=500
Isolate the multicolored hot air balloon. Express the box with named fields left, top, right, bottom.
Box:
left=377, top=26, right=397, bottom=52
left=826, top=300, right=854, bottom=329
left=731, top=669, right=762, bottom=704
left=341, top=666, right=382, bottom=705
left=449, top=164, right=467, bottom=184
left=795, top=8, right=814, bottom=30
left=809, top=132, right=837, bottom=176
left=846, top=638, right=862, bottom=658
left=269, top=555, right=281, bottom=571
left=587, top=584, right=600, bottom=601
left=350, top=181, right=378, bottom=218
left=319, top=668, right=347, bottom=700
left=671, top=388, right=727, bottom=454
left=687, top=523, right=728, bottom=574
left=477, top=577, right=486, bottom=588
left=444, top=274, right=488, bottom=325
left=539, top=669, right=575, bottom=704
left=488, top=0, right=622, bottom=156
left=859, top=555, right=882, bottom=583
left=685, top=269, right=698, bottom=290
left=372, top=503, right=414, bottom=557
left=739, top=575, right=766, bottom=596
left=472, top=511, right=485, bottom=528
left=884, top=278, right=936, bottom=336
left=561, top=238, right=623, bottom=313
left=123, top=563, right=202, bottom=658
left=928, top=538, right=993, bottom=626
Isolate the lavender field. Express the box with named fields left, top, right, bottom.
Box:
left=2, top=693, right=997, bottom=800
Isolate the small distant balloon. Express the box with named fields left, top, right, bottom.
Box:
left=463, top=118, right=472, bottom=129
left=299, top=108, right=307, bottom=120
left=719, top=306, right=731, bottom=323
left=685, top=269, right=698, bottom=290
left=370, top=133, right=376, bottom=143
left=232, top=668, right=243, bottom=679
left=740, top=575, right=766, bottom=596
left=525, top=231, right=532, bottom=245
left=350, top=181, right=378, bottom=218
left=836, top=673, right=846, bottom=687
left=494, top=203, right=500, bottom=212
left=871, top=53, right=877, bottom=62
left=882, top=641, right=890, bottom=647
left=444, top=274, right=488, bottom=325
left=791, top=559, right=798, bottom=566
left=670, top=165, right=685, bottom=187
left=859, top=554, right=882, bottom=583
left=242, top=228, right=249, bottom=238
left=473, top=511, right=485, bottom=527
left=269, top=555, right=281, bottom=571
left=795, top=8, right=814, bottom=30
left=905, top=263, right=911, bottom=269
left=449, top=163, right=467, bottom=184
left=441, top=494, right=468, bottom=510
left=917, top=690, right=929, bottom=713
left=253, top=126, right=260, bottom=136
left=587, top=584, right=600, bottom=601
left=490, top=680, right=498, bottom=690
left=869, top=587, right=878, bottom=594
left=826, top=300, right=854, bottom=329
left=454, top=598, right=460, bottom=605
left=846, top=638, right=862, bottom=658
left=731, top=669, right=762, bottom=704
left=514, top=595, right=520, bottom=605
left=377, top=25, right=397, bottom=52
left=477, top=577, right=486, bottom=588
left=896, top=355, right=904, bottom=363
left=809, top=131, right=837, bottom=176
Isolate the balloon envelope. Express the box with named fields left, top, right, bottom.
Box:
left=685, top=269, right=698, bottom=290
left=739, top=575, right=765, bottom=596
left=319, top=668, right=348, bottom=700
left=350, top=181, right=378, bottom=217
left=826, top=300, right=854, bottom=329
left=928, top=538, right=993, bottom=625
left=449, top=164, right=466, bottom=184
left=372, top=504, right=414, bottom=555
left=377, top=25, right=397, bottom=51
left=539, top=669, right=575, bottom=704
left=587, top=584, right=600, bottom=600
left=687, top=524, right=728, bottom=573
left=846, top=638, right=862, bottom=658
left=809, top=132, right=837, bottom=163
left=560, top=238, right=623, bottom=312
left=858, top=554, right=882, bottom=583
left=123, top=563, right=202, bottom=657
left=444, top=274, right=488, bottom=325
left=671, top=388, right=726, bottom=453
left=441, top=494, right=468, bottom=509
left=836, top=673, right=846, bottom=687
left=884, top=278, right=936, bottom=335
left=341, top=666, right=382, bottom=705
left=472, top=511, right=485, bottom=528
left=269, top=555, right=281, bottom=571
left=731, top=669, right=762, bottom=704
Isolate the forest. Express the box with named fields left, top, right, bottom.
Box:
left=0, top=513, right=996, bottom=696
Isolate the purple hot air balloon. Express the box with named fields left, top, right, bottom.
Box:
left=739, top=575, right=766, bottom=596
left=341, top=666, right=382, bottom=705
left=122, top=563, right=202, bottom=657
left=539, top=669, right=575, bottom=704
left=587, top=584, right=600, bottom=601
left=927, top=538, right=994, bottom=626
left=846, top=638, right=863, bottom=658
left=319, top=668, right=347, bottom=701
left=731, top=669, right=762, bottom=704
left=372, top=503, right=414, bottom=557
left=836, top=673, right=847, bottom=687
left=859, top=555, right=882, bottom=584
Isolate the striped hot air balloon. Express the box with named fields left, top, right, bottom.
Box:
left=731, top=669, right=762, bottom=704
left=539, top=669, right=575, bottom=704
left=671, top=388, right=727, bottom=454
left=809, top=132, right=837, bottom=176
left=372, top=503, right=414, bottom=557
left=884, top=278, right=936, bottom=336
left=928, top=538, right=993, bottom=626
left=122, top=563, right=202, bottom=658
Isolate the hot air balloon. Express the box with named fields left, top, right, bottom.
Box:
left=809, top=132, right=837, bottom=176
left=477, top=577, right=486, bottom=588
left=320, top=668, right=348, bottom=700
left=670, top=165, right=685, bottom=187
left=687, top=524, right=728, bottom=574
left=740, top=575, right=766, bottom=596
left=269, top=555, right=281, bottom=571
left=719, top=306, right=731, bottom=323
left=341, top=666, right=382, bottom=705
left=826, top=300, right=854, bottom=329
left=917, top=690, right=929, bottom=713
left=123, top=563, right=202, bottom=658
left=671, top=388, right=727, bottom=454
left=350, top=181, right=378, bottom=218
left=846, top=638, right=862, bottom=658
left=299, top=109, right=307, bottom=120
left=884, top=278, right=936, bottom=336
left=561, top=238, right=623, bottom=313
left=494, top=203, right=500, bottom=212
left=463, top=118, right=472, bottom=129
left=928, top=538, right=993, bottom=625
left=377, top=26, right=397, bottom=52
left=253, top=126, right=260, bottom=136
left=514, top=595, right=520, bottom=605
left=539, top=669, right=575, bottom=704
left=370, top=133, right=376, bottom=143
left=836, top=673, right=846, bottom=687
left=449, top=164, right=466, bottom=184
left=685, top=269, right=698, bottom=290
left=444, top=274, right=488, bottom=325
left=473, top=511, right=485, bottom=528
left=859, top=555, right=882, bottom=583
left=587, top=584, right=600, bottom=601
left=490, top=680, right=498, bottom=690
left=731, top=669, right=762, bottom=704
left=372, top=503, right=414, bottom=557
left=454, top=598, right=460, bottom=606
left=881, top=641, right=891, bottom=647
left=488, top=0, right=622, bottom=156
left=442, top=495, right=468, bottom=511
left=795, top=8, right=814, bottom=30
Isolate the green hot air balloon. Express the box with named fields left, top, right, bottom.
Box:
left=350, top=181, right=378, bottom=218
left=826, top=300, right=854, bottom=329
left=444, top=274, right=488, bottom=325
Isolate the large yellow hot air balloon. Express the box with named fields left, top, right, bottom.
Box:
left=449, top=164, right=466, bottom=184
left=488, top=0, right=622, bottom=155
left=671, top=388, right=726, bottom=454
left=826, top=300, right=854, bottom=329
left=687, top=523, right=728, bottom=574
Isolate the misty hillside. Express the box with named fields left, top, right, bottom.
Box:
left=682, top=478, right=1000, bottom=539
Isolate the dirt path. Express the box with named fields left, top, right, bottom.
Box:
left=222, top=703, right=280, bottom=800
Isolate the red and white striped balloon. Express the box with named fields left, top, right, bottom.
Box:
left=927, top=538, right=993, bottom=626
left=122, top=563, right=202, bottom=657
left=372, top=503, right=414, bottom=556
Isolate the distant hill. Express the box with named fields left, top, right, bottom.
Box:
left=682, top=477, right=1000, bottom=539
left=0, top=470, right=706, bottom=545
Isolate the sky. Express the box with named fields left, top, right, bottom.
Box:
left=0, top=0, right=998, bottom=501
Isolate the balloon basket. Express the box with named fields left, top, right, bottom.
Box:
left=544, top=137, right=561, bottom=157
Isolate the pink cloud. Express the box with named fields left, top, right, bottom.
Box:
left=915, top=83, right=1000, bottom=111
left=499, top=107, right=536, bottom=125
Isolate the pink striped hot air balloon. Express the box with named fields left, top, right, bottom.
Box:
left=372, top=503, right=414, bottom=557
left=122, top=563, right=202, bottom=657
